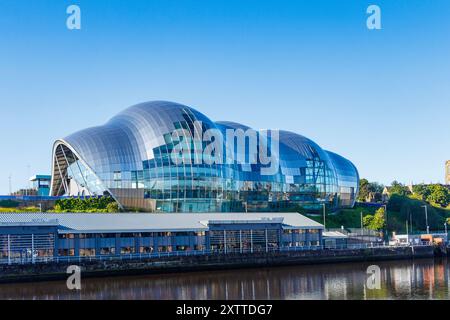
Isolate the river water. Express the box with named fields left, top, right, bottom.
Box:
left=1, top=258, right=450, bottom=300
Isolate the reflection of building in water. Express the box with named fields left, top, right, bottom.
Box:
left=391, top=267, right=413, bottom=296
left=3, top=260, right=450, bottom=299
left=422, top=265, right=435, bottom=298
left=436, top=263, right=445, bottom=288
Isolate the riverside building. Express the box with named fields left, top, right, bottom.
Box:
left=0, top=212, right=323, bottom=263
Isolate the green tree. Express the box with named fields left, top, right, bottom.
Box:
left=357, top=178, right=384, bottom=202
left=389, top=181, right=410, bottom=197
left=412, top=184, right=431, bottom=201
left=370, top=182, right=384, bottom=194
left=107, top=202, right=120, bottom=213
left=388, top=194, right=445, bottom=232
left=361, top=207, right=385, bottom=231
left=427, top=184, right=450, bottom=208
left=53, top=196, right=118, bottom=213
left=358, top=178, right=370, bottom=201
left=362, top=215, right=374, bottom=228
left=370, top=207, right=386, bottom=231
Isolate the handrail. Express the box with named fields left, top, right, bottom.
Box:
left=0, top=243, right=433, bottom=266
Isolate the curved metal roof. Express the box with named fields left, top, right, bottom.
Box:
left=50, top=100, right=359, bottom=210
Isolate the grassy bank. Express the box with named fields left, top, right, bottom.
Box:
left=306, top=196, right=450, bottom=233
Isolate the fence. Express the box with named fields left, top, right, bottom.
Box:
left=0, top=242, right=432, bottom=266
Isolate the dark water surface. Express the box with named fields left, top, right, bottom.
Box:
left=1, top=258, right=450, bottom=300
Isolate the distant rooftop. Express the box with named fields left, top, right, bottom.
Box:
left=29, top=175, right=51, bottom=181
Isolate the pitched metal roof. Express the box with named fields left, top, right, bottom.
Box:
left=0, top=212, right=323, bottom=233
left=322, top=231, right=348, bottom=238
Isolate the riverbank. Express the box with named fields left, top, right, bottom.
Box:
left=0, top=245, right=435, bottom=283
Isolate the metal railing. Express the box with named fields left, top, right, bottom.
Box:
left=0, top=242, right=433, bottom=266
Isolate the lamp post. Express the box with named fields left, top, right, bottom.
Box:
left=322, top=203, right=326, bottom=230
left=382, top=204, right=388, bottom=243
left=361, top=211, right=364, bottom=243
left=422, top=205, right=429, bottom=234
left=445, top=222, right=448, bottom=245
left=8, top=175, right=12, bottom=195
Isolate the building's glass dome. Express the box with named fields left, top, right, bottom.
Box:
left=51, top=101, right=359, bottom=212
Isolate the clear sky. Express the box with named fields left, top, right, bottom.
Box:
left=0, top=0, right=449, bottom=194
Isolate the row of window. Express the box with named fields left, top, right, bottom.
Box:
left=283, top=229, right=319, bottom=234
left=59, top=231, right=207, bottom=239
left=59, top=245, right=207, bottom=257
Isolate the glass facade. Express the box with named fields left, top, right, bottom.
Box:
left=50, top=101, right=359, bottom=212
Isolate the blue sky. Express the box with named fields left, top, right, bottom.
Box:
left=0, top=0, right=449, bottom=193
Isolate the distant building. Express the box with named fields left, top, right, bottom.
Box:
left=391, top=232, right=447, bottom=246
left=322, top=231, right=348, bottom=249
left=8, top=175, right=51, bottom=197
left=446, top=160, right=450, bottom=185
left=11, top=188, right=36, bottom=196
left=30, top=175, right=51, bottom=196
left=365, top=191, right=382, bottom=203
left=381, top=187, right=391, bottom=203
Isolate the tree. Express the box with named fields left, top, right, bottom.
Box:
left=357, top=179, right=384, bottom=202
left=362, top=207, right=386, bottom=231
left=388, top=194, right=444, bottom=231
left=53, top=196, right=119, bottom=213
left=412, top=184, right=431, bottom=201
left=362, top=215, right=374, bottom=228
left=371, top=207, right=386, bottom=231
left=389, top=181, right=410, bottom=197
left=107, top=202, right=120, bottom=213
left=358, top=179, right=370, bottom=202
left=370, top=182, right=384, bottom=194
left=427, top=185, right=450, bottom=208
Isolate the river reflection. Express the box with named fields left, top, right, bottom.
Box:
left=1, top=258, right=450, bottom=300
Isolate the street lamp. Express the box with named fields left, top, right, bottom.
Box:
left=421, top=205, right=429, bottom=234
left=445, top=222, right=448, bottom=244
left=382, top=204, right=388, bottom=243
left=322, top=203, right=326, bottom=230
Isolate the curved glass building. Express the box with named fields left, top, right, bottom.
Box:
left=51, top=101, right=359, bottom=212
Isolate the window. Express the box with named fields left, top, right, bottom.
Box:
left=79, top=248, right=96, bottom=256
left=120, top=233, right=134, bottom=238
left=121, top=247, right=135, bottom=254
left=100, top=247, right=115, bottom=255
left=140, top=246, right=153, bottom=253
left=158, top=245, right=173, bottom=252
left=58, top=249, right=75, bottom=256
left=79, top=233, right=95, bottom=239
left=99, top=233, right=116, bottom=238
left=59, top=234, right=75, bottom=239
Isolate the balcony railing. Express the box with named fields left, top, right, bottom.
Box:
left=0, top=242, right=432, bottom=266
